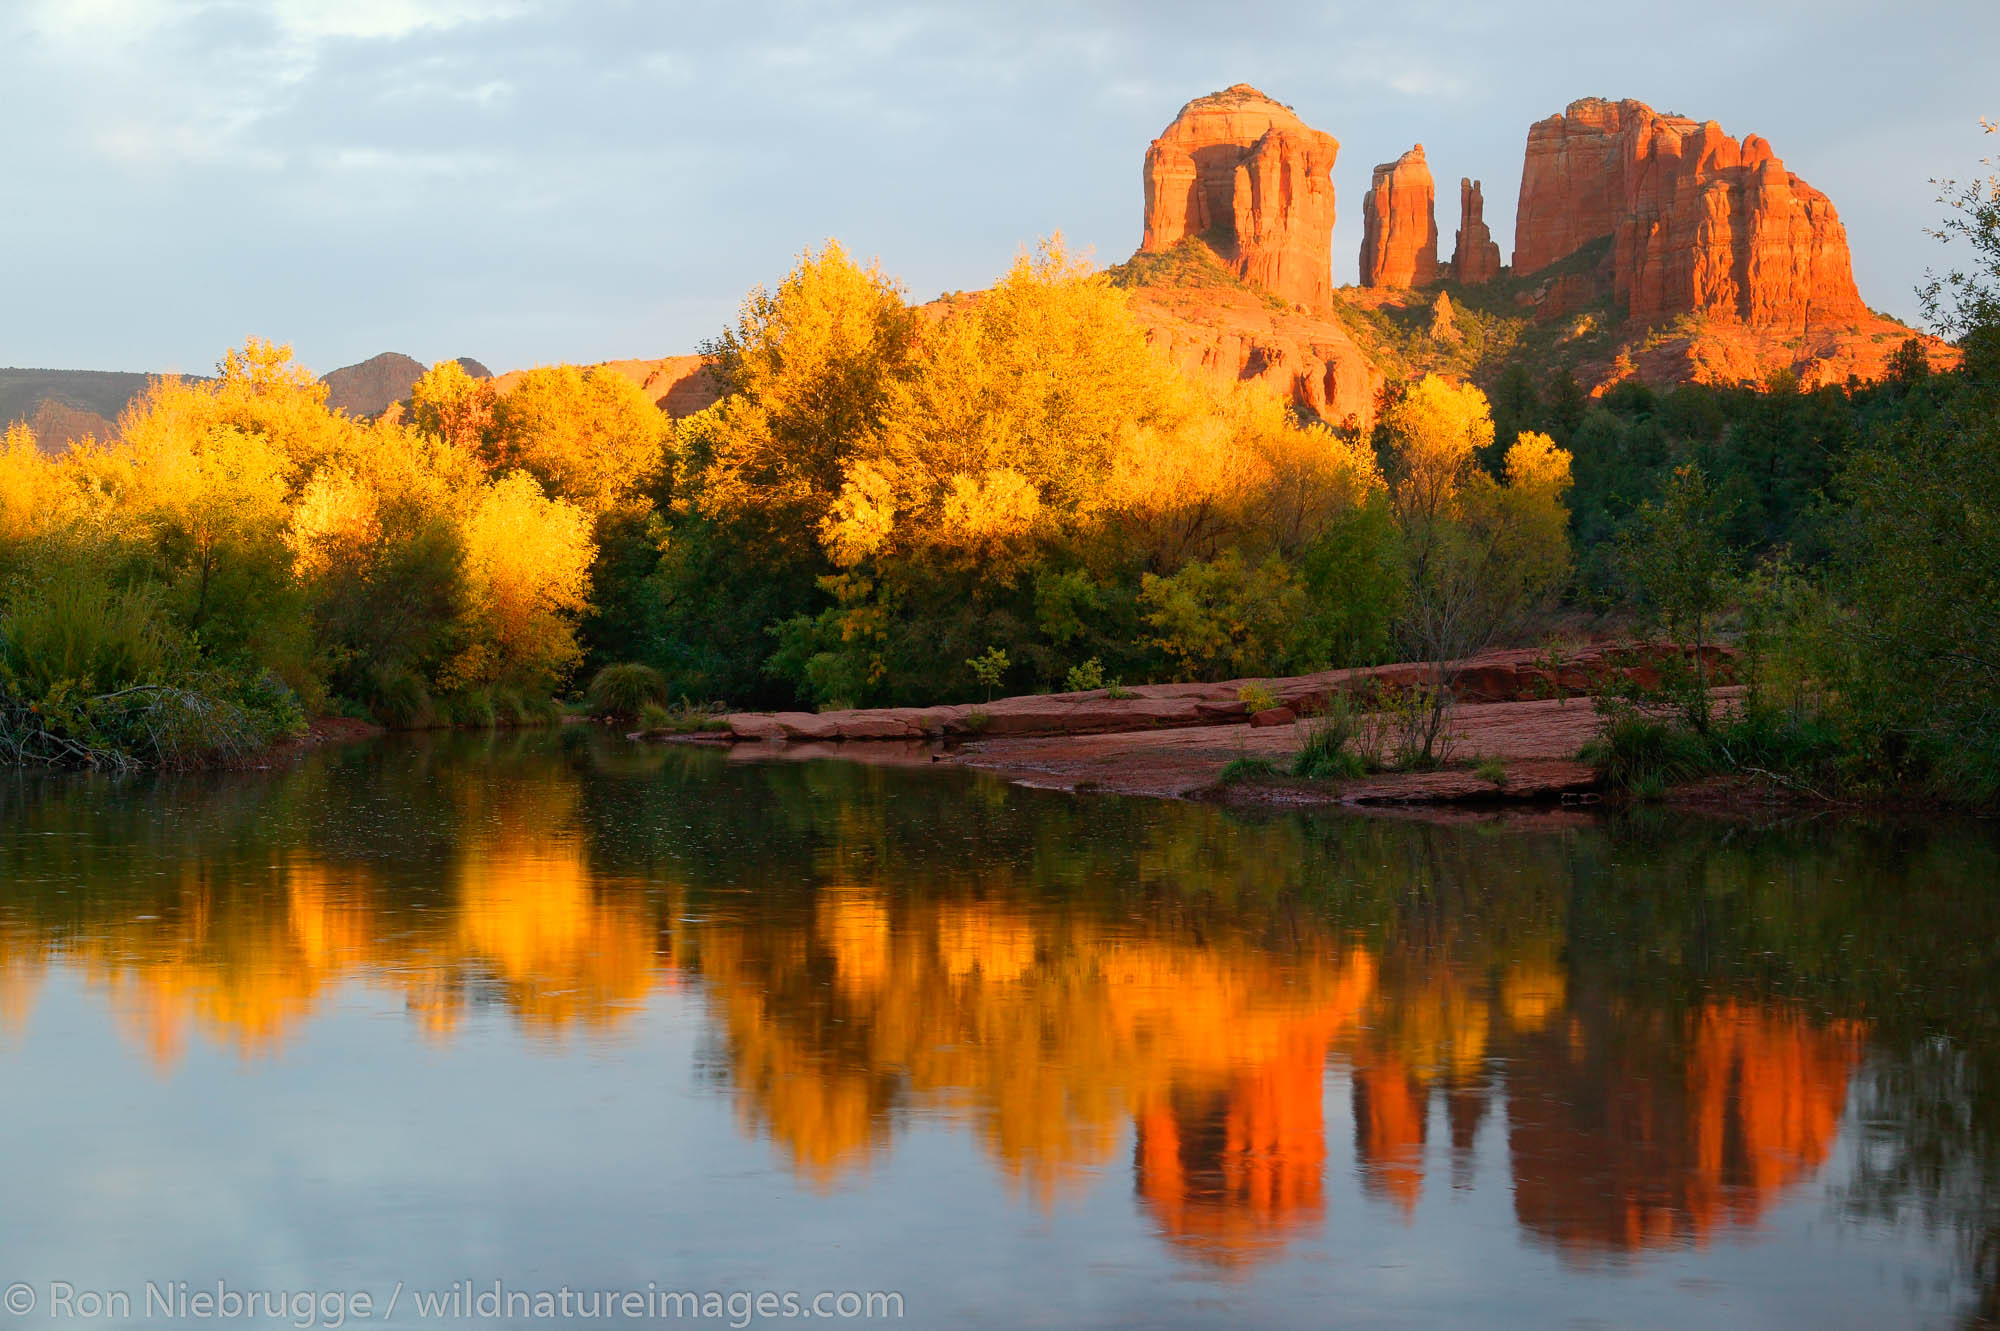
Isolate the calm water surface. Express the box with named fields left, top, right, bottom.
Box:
left=3, top=731, right=1999, bottom=1328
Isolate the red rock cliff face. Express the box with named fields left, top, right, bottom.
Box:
left=1359, top=145, right=1439, bottom=290
left=1512, top=98, right=1865, bottom=331
left=1450, top=178, right=1502, bottom=285
left=1142, top=85, right=1341, bottom=311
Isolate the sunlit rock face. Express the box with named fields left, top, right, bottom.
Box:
left=1121, top=283, right=1384, bottom=428
left=1140, top=84, right=1342, bottom=312
left=1450, top=177, right=1502, bottom=286
left=1359, top=144, right=1439, bottom=290
left=1512, top=97, right=1866, bottom=330
left=1128, top=85, right=1380, bottom=424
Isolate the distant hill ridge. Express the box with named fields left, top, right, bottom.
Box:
left=3, top=353, right=494, bottom=452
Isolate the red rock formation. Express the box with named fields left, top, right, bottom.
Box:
left=1512, top=97, right=1866, bottom=331
left=24, top=399, right=114, bottom=452
left=1450, top=178, right=1502, bottom=285
left=1122, top=280, right=1383, bottom=427
left=1359, top=145, right=1439, bottom=289
left=1141, top=84, right=1341, bottom=311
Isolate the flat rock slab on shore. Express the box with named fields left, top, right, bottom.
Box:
left=703, top=644, right=1727, bottom=746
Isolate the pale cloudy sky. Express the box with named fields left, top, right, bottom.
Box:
left=2, top=0, right=1994, bottom=376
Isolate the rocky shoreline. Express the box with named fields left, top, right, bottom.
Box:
left=652, top=644, right=1733, bottom=810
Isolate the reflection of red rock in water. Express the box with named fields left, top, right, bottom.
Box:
left=1134, top=1037, right=1329, bottom=1268
left=1508, top=1001, right=1864, bottom=1258
left=1353, top=1057, right=1429, bottom=1217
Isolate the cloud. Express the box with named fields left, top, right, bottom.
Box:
left=1, top=0, right=1995, bottom=372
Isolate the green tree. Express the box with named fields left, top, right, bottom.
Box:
left=1615, top=464, right=1732, bottom=733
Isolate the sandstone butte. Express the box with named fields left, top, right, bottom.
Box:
left=1140, top=84, right=1343, bottom=312
left=1510, top=96, right=1956, bottom=387
left=1514, top=96, right=1866, bottom=329
left=1450, top=178, right=1502, bottom=285
left=1126, top=84, right=1382, bottom=425
left=1359, top=145, right=1440, bottom=289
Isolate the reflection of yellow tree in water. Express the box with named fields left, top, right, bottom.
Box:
left=16, top=826, right=663, bottom=1069
left=0, top=761, right=1882, bottom=1276
left=445, top=842, right=659, bottom=1034
left=694, top=883, right=1377, bottom=1264
left=701, top=891, right=1868, bottom=1270
left=0, top=918, right=47, bottom=1044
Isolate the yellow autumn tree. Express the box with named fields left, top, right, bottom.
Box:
left=691, top=241, right=921, bottom=551
left=287, top=424, right=475, bottom=695
left=407, top=359, right=496, bottom=455
left=0, top=425, right=67, bottom=550
left=446, top=471, right=595, bottom=692
left=1381, top=373, right=1495, bottom=528
left=483, top=365, right=669, bottom=518
left=1376, top=379, right=1574, bottom=762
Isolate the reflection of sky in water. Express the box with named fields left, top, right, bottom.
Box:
left=0, top=735, right=1986, bottom=1328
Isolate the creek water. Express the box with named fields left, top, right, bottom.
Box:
left=1, top=730, right=1995, bottom=1328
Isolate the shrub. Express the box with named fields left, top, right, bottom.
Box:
left=518, top=694, right=562, bottom=727
left=1064, top=657, right=1106, bottom=693
left=1475, top=758, right=1509, bottom=786
left=637, top=701, right=673, bottom=733
left=441, top=688, right=495, bottom=729
left=1579, top=710, right=1718, bottom=794
left=966, top=647, right=1010, bottom=700
left=0, top=567, right=301, bottom=769
left=1291, top=696, right=1369, bottom=781
left=1237, top=683, right=1279, bottom=714
left=1378, top=680, right=1454, bottom=771
left=0, top=571, right=179, bottom=698
left=586, top=662, right=669, bottom=718
left=490, top=686, right=527, bottom=728
left=366, top=665, right=435, bottom=730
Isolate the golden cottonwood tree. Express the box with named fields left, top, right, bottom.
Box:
left=407, top=359, right=496, bottom=455
left=447, top=471, right=595, bottom=692
left=1377, top=378, right=1574, bottom=761
left=484, top=365, right=668, bottom=517
left=691, top=241, right=921, bottom=550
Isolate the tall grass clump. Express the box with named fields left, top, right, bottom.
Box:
left=490, top=686, right=527, bottom=728
left=365, top=664, right=435, bottom=730
left=1291, top=694, right=1371, bottom=781
left=1578, top=712, right=1718, bottom=796
left=587, top=662, right=669, bottom=718
left=440, top=688, right=495, bottom=729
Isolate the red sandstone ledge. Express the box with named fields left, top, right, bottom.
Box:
left=648, top=645, right=1732, bottom=809
left=695, top=643, right=1722, bottom=746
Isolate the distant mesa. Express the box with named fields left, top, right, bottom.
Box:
left=322, top=352, right=492, bottom=420
left=1450, top=178, right=1502, bottom=286
left=0, top=367, right=156, bottom=452
left=1359, top=144, right=1439, bottom=290
left=1140, top=84, right=1342, bottom=312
